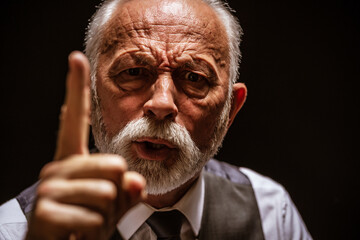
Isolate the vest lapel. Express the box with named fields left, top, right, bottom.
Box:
left=198, top=172, right=265, bottom=240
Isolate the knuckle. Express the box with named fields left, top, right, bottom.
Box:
left=98, top=181, right=117, bottom=201
left=39, top=162, right=58, bottom=178
left=34, top=199, right=53, bottom=220
left=107, top=155, right=128, bottom=170
left=89, top=212, right=105, bottom=228
left=37, top=180, right=56, bottom=197
left=95, top=154, right=128, bottom=173
left=66, top=154, right=88, bottom=163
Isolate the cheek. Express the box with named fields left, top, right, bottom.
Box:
left=178, top=87, right=228, bottom=151
left=96, top=76, right=145, bottom=137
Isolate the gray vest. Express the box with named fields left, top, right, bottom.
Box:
left=200, top=159, right=265, bottom=239
left=16, top=159, right=265, bottom=239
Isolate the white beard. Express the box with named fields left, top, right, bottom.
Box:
left=91, top=96, right=231, bottom=195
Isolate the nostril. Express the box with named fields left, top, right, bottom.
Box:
left=166, top=112, right=176, bottom=120
left=145, top=109, right=156, bottom=118
left=144, top=108, right=176, bottom=121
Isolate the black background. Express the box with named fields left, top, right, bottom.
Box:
left=1, top=0, right=359, bottom=239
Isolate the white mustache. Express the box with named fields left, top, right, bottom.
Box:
left=109, top=117, right=201, bottom=158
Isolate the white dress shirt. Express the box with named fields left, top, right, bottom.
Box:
left=118, top=171, right=205, bottom=240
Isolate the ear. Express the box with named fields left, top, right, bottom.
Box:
left=228, top=82, right=247, bottom=128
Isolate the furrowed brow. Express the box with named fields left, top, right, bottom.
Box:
left=130, top=52, right=156, bottom=66
left=108, top=52, right=156, bottom=74
left=182, top=59, right=217, bottom=80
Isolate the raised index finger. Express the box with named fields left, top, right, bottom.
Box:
left=54, top=51, right=91, bottom=161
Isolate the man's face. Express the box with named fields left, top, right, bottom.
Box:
left=91, top=0, right=232, bottom=194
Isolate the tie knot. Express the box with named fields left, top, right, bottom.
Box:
left=146, top=210, right=184, bottom=240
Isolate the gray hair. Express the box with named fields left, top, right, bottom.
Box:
left=85, top=0, right=243, bottom=100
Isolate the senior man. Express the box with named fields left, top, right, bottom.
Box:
left=0, top=0, right=312, bottom=239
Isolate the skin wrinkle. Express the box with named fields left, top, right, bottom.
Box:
left=121, top=27, right=220, bottom=56
left=100, top=1, right=228, bottom=60
left=108, top=53, right=155, bottom=78
left=96, top=0, right=230, bottom=155
left=100, top=14, right=224, bottom=77
left=107, top=51, right=221, bottom=90
left=108, top=51, right=220, bottom=85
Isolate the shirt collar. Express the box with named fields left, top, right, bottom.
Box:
left=117, top=171, right=205, bottom=239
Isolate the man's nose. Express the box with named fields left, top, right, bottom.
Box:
left=143, top=75, right=178, bottom=121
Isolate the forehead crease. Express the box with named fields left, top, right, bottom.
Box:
left=100, top=0, right=229, bottom=61
left=101, top=22, right=221, bottom=56
left=106, top=17, right=210, bottom=40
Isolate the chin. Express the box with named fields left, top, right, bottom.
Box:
left=126, top=152, right=204, bottom=195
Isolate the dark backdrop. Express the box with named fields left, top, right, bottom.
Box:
left=1, top=0, right=359, bottom=239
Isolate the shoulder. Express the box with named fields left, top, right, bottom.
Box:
left=0, top=199, right=28, bottom=240
left=240, top=167, right=312, bottom=240
left=204, top=159, right=289, bottom=193
left=204, top=159, right=312, bottom=240
left=204, top=158, right=251, bottom=185
left=240, top=167, right=288, bottom=202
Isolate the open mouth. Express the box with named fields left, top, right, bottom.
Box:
left=132, top=138, right=177, bottom=161
left=145, top=142, right=168, bottom=149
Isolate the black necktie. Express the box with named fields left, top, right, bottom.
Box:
left=109, top=229, right=122, bottom=240
left=146, top=210, right=184, bottom=240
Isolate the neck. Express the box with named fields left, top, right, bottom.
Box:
left=144, top=173, right=200, bottom=209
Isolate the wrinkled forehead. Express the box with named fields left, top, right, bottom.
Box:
left=99, top=0, right=229, bottom=58
left=115, top=0, right=216, bottom=27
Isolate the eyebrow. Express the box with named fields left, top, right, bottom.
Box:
left=182, top=59, right=218, bottom=80
left=108, top=52, right=156, bottom=76
left=132, top=53, right=156, bottom=66
left=108, top=52, right=219, bottom=81
left=120, top=52, right=156, bottom=66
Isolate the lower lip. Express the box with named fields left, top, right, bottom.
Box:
left=132, top=142, right=175, bottom=161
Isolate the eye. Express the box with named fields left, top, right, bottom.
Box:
left=185, top=72, right=200, bottom=82
left=112, top=67, right=151, bottom=91
left=127, top=68, right=142, bottom=76
left=176, top=71, right=210, bottom=99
